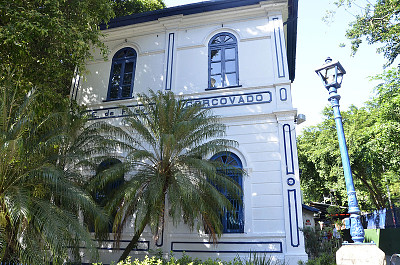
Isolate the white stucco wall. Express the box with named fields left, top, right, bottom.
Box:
left=74, top=1, right=307, bottom=264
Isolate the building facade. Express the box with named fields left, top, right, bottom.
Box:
left=72, top=0, right=307, bottom=264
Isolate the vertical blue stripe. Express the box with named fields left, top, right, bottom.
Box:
left=283, top=124, right=295, bottom=174
left=165, top=33, right=175, bottom=90
left=279, top=88, right=287, bottom=101
left=273, top=18, right=285, bottom=78
left=288, top=189, right=300, bottom=247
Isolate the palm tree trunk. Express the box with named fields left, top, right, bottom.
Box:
left=118, top=213, right=150, bottom=262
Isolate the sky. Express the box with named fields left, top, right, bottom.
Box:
left=163, top=0, right=389, bottom=132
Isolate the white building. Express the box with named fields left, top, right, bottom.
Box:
left=72, top=0, right=307, bottom=264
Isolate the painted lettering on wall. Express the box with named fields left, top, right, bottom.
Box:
left=184, top=91, right=272, bottom=109
left=88, top=91, right=272, bottom=120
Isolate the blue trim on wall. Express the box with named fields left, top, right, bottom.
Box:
left=283, top=124, right=295, bottom=175
left=288, top=189, right=300, bottom=247
left=165, top=33, right=175, bottom=90
left=287, top=177, right=295, bottom=186
left=185, top=91, right=272, bottom=109
left=87, top=91, right=272, bottom=120
left=273, top=18, right=285, bottom=78
left=171, top=241, right=283, bottom=253
left=279, top=88, right=287, bottom=101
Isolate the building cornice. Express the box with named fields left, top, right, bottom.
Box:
left=100, top=0, right=298, bottom=82
left=100, top=0, right=287, bottom=30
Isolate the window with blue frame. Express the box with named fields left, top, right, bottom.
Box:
left=107, top=47, right=137, bottom=100
left=210, top=152, right=244, bottom=233
left=208, top=32, right=239, bottom=89
left=93, top=158, right=124, bottom=232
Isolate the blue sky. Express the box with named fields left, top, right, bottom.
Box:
left=163, top=0, right=389, bottom=131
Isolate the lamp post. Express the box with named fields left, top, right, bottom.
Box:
left=315, top=57, right=365, bottom=243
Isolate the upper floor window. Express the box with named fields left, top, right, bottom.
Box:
left=210, top=152, right=244, bottom=233
left=208, top=33, right=239, bottom=89
left=107, top=47, right=137, bottom=101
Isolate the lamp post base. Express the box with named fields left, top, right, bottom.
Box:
left=336, top=243, right=386, bottom=265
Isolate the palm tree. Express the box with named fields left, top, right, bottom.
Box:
left=105, top=90, right=243, bottom=262
left=0, top=71, right=123, bottom=264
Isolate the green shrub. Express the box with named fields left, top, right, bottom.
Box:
left=300, top=226, right=341, bottom=265
left=297, top=253, right=336, bottom=265
left=93, top=252, right=286, bottom=265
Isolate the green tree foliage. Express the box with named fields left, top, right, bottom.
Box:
left=298, top=67, right=400, bottom=210
left=334, top=0, right=400, bottom=66
left=0, top=0, right=164, bottom=113
left=298, top=105, right=389, bottom=210
left=112, top=0, right=165, bottom=17
left=371, top=68, right=400, bottom=172
left=0, top=0, right=114, bottom=98
left=99, top=90, right=242, bottom=262
left=0, top=72, right=132, bottom=263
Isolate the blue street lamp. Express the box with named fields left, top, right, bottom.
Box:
left=315, top=57, right=365, bottom=243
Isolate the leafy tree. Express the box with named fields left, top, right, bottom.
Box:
left=99, top=90, right=242, bottom=262
left=333, top=0, right=400, bottom=66
left=369, top=67, right=400, bottom=205
left=299, top=66, right=400, bottom=210
left=112, top=0, right=165, bottom=17
left=371, top=68, right=400, bottom=171
left=0, top=0, right=165, bottom=112
left=0, top=0, right=114, bottom=98
left=298, top=105, right=389, bottom=210
left=0, top=72, right=129, bottom=263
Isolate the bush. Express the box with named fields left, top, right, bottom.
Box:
left=93, top=252, right=286, bottom=265
left=297, top=253, right=335, bottom=265
left=299, top=226, right=341, bottom=265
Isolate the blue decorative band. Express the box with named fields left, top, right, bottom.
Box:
left=87, top=91, right=272, bottom=120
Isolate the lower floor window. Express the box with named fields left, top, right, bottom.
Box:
left=211, top=152, right=244, bottom=233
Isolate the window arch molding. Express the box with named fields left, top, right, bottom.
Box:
left=208, top=32, right=240, bottom=89
left=210, top=151, right=244, bottom=233
left=109, top=42, right=141, bottom=57
left=107, top=47, right=137, bottom=101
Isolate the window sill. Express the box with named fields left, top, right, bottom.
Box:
left=102, top=97, right=134, bottom=103
left=205, top=85, right=242, bottom=91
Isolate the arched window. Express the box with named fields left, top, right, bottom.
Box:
left=95, top=158, right=124, bottom=232
left=211, top=152, right=244, bottom=233
left=107, top=47, right=137, bottom=100
left=95, top=158, right=124, bottom=205
left=208, top=32, right=239, bottom=89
